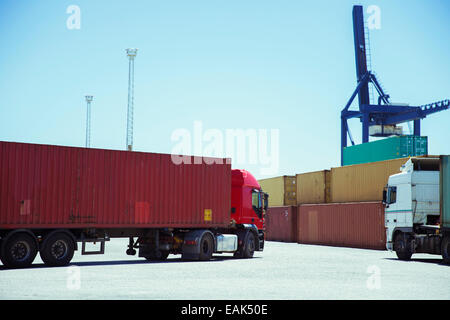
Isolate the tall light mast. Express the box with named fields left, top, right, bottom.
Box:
left=126, top=48, right=138, bottom=151
left=85, top=95, right=93, bottom=148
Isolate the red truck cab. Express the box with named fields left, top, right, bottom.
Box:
left=231, top=169, right=268, bottom=249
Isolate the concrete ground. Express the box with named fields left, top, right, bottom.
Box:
left=1, top=239, right=449, bottom=300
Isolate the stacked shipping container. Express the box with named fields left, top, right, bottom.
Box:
left=258, top=176, right=296, bottom=206
left=329, top=157, right=409, bottom=203
left=296, top=170, right=331, bottom=204
left=342, top=135, right=428, bottom=166
left=260, top=157, right=421, bottom=249
left=264, top=206, right=298, bottom=242
left=297, top=202, right=386, bottom=250
left=296, top=158, right=411, bottom=249
left=258, top=176, right=296, bottom=242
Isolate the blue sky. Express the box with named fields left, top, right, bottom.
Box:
left=0, top=0, right=449, bottom=179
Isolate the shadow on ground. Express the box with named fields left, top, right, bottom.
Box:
left=384, top=257, right=448, bottom=266
left=0, top=255, right=261, bottom=270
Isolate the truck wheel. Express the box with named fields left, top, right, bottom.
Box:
left=126, top=248, right=137, bottom=256
left=0, top=232, right=38, bottom=268
left=441, top=236, right=450, bottom=265
left=198, top=233, right=214, bottom=261
left=40, top=232, right=75, bottom=267
left=233, top=231, right=256, bottom=259
left=394, top=233, right=413, bottom=261
left=242, top=232, right=256, bottom=258
left=145, top=250, right=169, bottom=261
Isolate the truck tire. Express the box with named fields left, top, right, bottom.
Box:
left=242, top=231, right=256, bottom=258
left=441, top=236, right=450, bottom=265
left=145, top=250, right=169, bottom=261
left=0, top=232, right=38, bottom=268
left=394, top=233, right=413, bottom=261
left=40, top=232, right=75, bottom=267
left=198, top=233, right=214, bottom=261
left=233, top=231, right=256, bottom=259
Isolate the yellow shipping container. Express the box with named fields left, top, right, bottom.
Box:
left=258, top=176, right=296, bottom=206
left=330, top=157, right=410, bottom=203
left=296, top=170, right=331, bottom=204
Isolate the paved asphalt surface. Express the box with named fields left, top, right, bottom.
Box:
left=1, top=239, right=449, bottom=300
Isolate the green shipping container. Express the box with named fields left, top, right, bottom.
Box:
left=414, top=136, right=428, bottom=156
left=440, top=155, right=450, bottom=229
left=343, top=135, right=428, bottom=166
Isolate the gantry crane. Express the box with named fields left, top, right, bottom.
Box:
left=340, top=5, right=449, bottom=165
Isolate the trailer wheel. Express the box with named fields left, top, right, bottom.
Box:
left=198, top=233, right=214, bottom=261
left=40, top=232, right=75, bottom=267
left=0, top=232, right=38, bottom=268
left=394, top=233, right=413, bottom=261
left=145, top=250, right=169, bottom=261
left=441, top=236, right=450, bottom=265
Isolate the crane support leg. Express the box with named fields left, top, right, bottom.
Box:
left=362, top=114, right=370, bottom=143
left=341, top=118, right=348, bottom=166
left=414, top=119, right=421, bottom=136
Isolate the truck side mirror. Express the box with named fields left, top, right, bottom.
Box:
left=263, top=193, right=269, bottom=211
left=382, top=190, right=387, bottom=204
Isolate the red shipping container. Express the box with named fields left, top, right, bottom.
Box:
left=0, top=141, right=231, bottom=229
left=297, top=202, right=386, bottom=250
left=265, top=206, right=297, bottom=242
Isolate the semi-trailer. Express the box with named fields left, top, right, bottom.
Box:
left=0, top=141, right=268, bottom=268
left=384, top=155, right=450, bottom=263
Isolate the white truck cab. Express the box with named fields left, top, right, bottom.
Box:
left=384, top=157, right=450, bottom=262
left=385, top=159, right=440, bottom=249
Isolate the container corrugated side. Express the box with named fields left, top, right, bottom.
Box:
left=414, top=136, right=428, bottom=157
left=283, top=176, right=297, bottom=206
left=441, top=155, right=450, bottom=228
left=265, top=206, right=297, bottom=242
left=343, top=136, right=427, bottom=166
left=258, top=176, right=296, bottom=206
left=330, top=158, right=409, bottom=203
left=258, top=177, right=284, bottom=206
left=0, top=141, right=231, bottom=229
left=296, top=170, right=330, bottom=204
left=297, top=202, right=386, bottom=250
